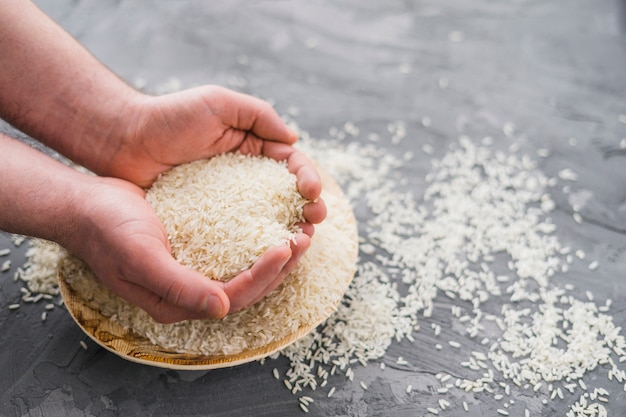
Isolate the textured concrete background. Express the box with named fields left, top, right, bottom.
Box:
left=1, top=0, right=626, bottom=416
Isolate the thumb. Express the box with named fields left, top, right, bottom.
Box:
left=158, top=257, right=231, bottom=318
left=120, top=248, right=231, bottom=322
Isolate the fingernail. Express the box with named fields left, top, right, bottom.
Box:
left=202, top=294, right=225, bottom=318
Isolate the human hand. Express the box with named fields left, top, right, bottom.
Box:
left=103, top=84, right=326, bottom=231
left=105, top=85, right=321, bottom=202
left=69, top=176, right=312, bottom=323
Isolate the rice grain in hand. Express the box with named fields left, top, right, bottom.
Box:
left=145, top=153, right=307, bottom=282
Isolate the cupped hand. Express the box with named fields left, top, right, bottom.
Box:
left=76, top=86, right=327, bottom=322
left=110, top=86, right=324, bottom=215
left=71, top=176, right=312, bottom=323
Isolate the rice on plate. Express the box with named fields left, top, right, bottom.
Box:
left=58, top=152, right=358, bottom=368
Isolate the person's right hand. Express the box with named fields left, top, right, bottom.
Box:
left=64, top=176, right=311, bottom=323
left=89, top=85, right=327, bottom=230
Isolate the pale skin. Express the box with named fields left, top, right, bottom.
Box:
left=0, top=1, right=326, bottom=323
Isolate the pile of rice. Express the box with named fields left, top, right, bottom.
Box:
left=147, top=153, right=306, bottom=281
left=61, top=153, right=358, bottom=356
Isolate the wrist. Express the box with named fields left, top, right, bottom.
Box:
left=0, top=135, right=96, bottom=248
left=44, top=83, right=147, bottom=176
left=0, top=0, right=146, bottom=175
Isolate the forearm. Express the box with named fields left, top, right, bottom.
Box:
left=0, top=0, right=142, bottom=174
left=0, top=133, right=89, bottom=245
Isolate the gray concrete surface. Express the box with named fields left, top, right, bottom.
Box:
left=1, top=0, right=626, bottom=416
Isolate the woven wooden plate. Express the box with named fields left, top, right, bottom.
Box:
left=58, top=166, right=358, bottom=370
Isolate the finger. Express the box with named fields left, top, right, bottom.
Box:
left=297, top=221, right=315, bottom=238
left=262, top=142, right=322, bottom=201
left=117, top=244, right=230, bottom=322
left=248, top=233, right=311, bottom=306
left=224, top=244, right=292, bottom=313
left=211, top=86, right=298, bottom=145
left=303, top=198, right=327, bottom=225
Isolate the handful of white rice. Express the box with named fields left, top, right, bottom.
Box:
left=146, top=153, right=307, bottom=281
